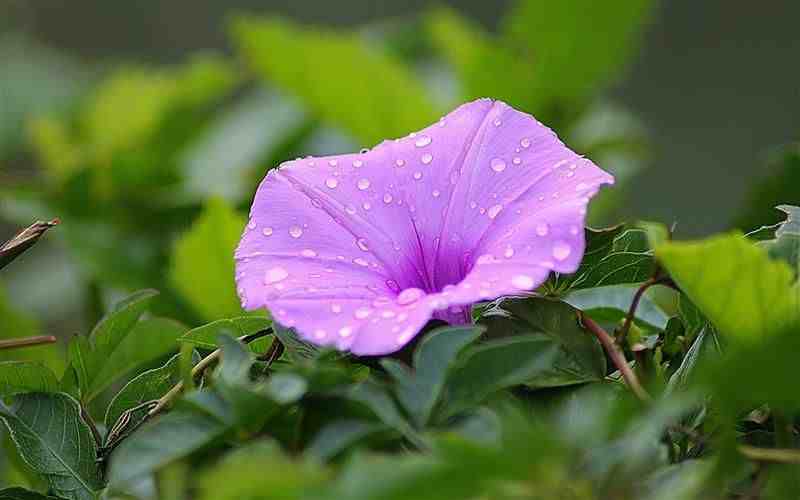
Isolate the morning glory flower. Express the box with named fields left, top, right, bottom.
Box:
left=235, top=99, right=613, bottom=355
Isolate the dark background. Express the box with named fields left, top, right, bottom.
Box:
left=2, top=0, right=799, bottom=234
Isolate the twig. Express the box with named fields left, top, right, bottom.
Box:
left=146, top=329, right=271, bottom=418
left=0, top=335, right=57, bottom=350
left=81, top=405, right=103, bottom=448
left=739, top=445, right=800, bottom=464
left=618, top=273, right=674, bottom=343
left=0, top=219, right=59, bottom=270
left=578, top=312, right=651, bottom=402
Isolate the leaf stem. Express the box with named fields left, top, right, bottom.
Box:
left=618, top=273, right=674, bottom=343
left=146, top=329, right=271, bottom=418
left=578, top=312, right=651, bottom=402
left=0, top=335, right=57, bottom=350
left=739, top=445, right=800, bottom=464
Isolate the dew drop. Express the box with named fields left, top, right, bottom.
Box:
left=362, top=201, right=372, bottom=210
left=262, top=227, right=273, bottom=237
left=488, top=204, right=503, bottom=219
left=395, top=159, right=406, bottom=167
left=325, top=178, right=338, bottom=189
left=397, top=287, right=425, bottom=305
left=301, top=249, right=317, bottom=258
left=289, top=226, right=303, bottom=238
left=511, top=274, right=534, bottom=289
left=345, top=205, right=356, bottom=215
left=331, top=304, right=342, bottom=314
left=396, top=327, right=415, bottom=345
left=247, top=221, right=256, bottom=230
left=383, top=193, right=393, bottom=204
left=328, top=159, right=338, bottom=167
left=566, top=171, right=575, bottom=178
left=536, top=223, right=549, bottom=236
left=512, top=157, right=522, bottom=165
left=504, top=247, right=515, bottom=258
left=520, top=138, right=531, bottom=148
left=575, top=182, right=589, bottom=191
left=493, top=118, right=502, bottom=127
left=357, top=178, right=371, bottom=190
left=354, top=307, right=372, bottom=319
left=490, top=158, right=507, bottom=172
left=353, top=159, right=363, bottom=168
left=415, top=135, right=431, bottom=147
left=339, top=326, right=353, bottom=337
left=265, top=267, right=289, bottom=284
left=314, top=329, right=327, bottom=340
left=570, top=225, right=580, bottom=235
left=353, top=257, right=369, bottom=267
left=553, top=241, right=572, bottom=261
left=413, top=171, right=423, bottom=180
left=381, top=310, right=396, bottom=318
left=469, top=201, right=478, bottom=209
left=421, top=153, right=433, bottom=164
left=356, top=238, right=369, bottom=251
left=432, top=189, right=441, bottom=198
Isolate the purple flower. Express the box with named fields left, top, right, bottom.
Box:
left=235, top=99, right=613, bottom=355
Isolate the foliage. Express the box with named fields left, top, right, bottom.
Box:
left=2, top=1, right=800, bottom=498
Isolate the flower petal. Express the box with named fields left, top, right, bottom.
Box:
left=236, top=98, right=612, bottom=355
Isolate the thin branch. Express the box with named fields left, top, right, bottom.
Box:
left=739, top=445, right=800, bottom=464
left=147, top=329, right=271, bottom=418
left=578, top=312, right=651, bottom=402
left=618, top=274, right=674, bottom=343
left=0, top=219, right=59, bottom=270
left=0, top=335, right=57, bottom=350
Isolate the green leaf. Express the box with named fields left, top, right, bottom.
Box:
left=178, top=317, right=271, bottom=351
left=477, top=297, right=607, bottom=388
left=169, top=198, right=246, bottom=320
left=0, top=393, right=102, bottom=500
left=0, top=487, right=62, bottom=500
left=231, top=16, right=439, bottom=145
left=104, top=353, right=187, bottom=431
left=501, top=0, right=653, bottom=110
left=380, top=325, right=484, bottom=427
left=196, top=440, right=328, bottom=500
left=272, top=323, right=320, bottom=360
left=63, top=289, right=159, bottom=401
left=0, top=362, right=58, bottom=397
left=307, top=420, right=386, bottom=462
left=347, top=381, right=423, bottom=448
left=666, top=327, right=721, bottom=394
left=107, top=407, right=229, bottom=487
left=657, top=233, right=797, bottom=342
left=757, top=205, right=800, bottom=279
left=564, top=285, right=669, bottom=330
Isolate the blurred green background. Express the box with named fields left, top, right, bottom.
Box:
left=1, top=0, right=798, bottom=344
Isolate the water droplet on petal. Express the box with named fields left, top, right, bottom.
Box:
left=536, top=223, right=549, bottom=236
left=339, top=326, right=353, bottom=337
left=381, top=310, right=396, bottom=318
left=421, top=153, right=433, bottom=164
left=512, top=157, right=522, bottom=165
left=362, top=201, right=372, bottom=210
left=432, top=189, right=440, bottom=198
left=490, top=158, right=507, bottom=172
left=504, top=247, right=515, bottom=258
left=345, top=205, right=357, bottom=215
left=262, top=227, right=273, bottom=237
left=353, top=159, right=363, bottom=168
left=397, top=287, right=425, bottom=305
left=328, top=159, right=338, bottom=167
left=353, top=257, right=369, bottom=267
left=331, top=304, right=342, bottom=313
left=265, top=267, right=289, bottom=284
left=325, top=178, right=338, bottom=188
left=570, top=226, right=580, bottom=235
left=566, top=171, right=575, bottom=178
left=301, top=249, right=317, bottom=257
left=247, top=221, right=256, bottom=230
left=511, top=274, right=534, bottom=289
left=395, top=159, right=406, bottom=167
left=415, top=135, right=431, bottom=147
left=469, top=201, right=478, bottom=209
left=383, top=193, right=393, bottom=204
left=493, top=118, right=502, bottom=127
left=354, top=307, right=372, bottom=319
left=488, top=204, right=503, bottom=219
left=314, top=329, right=327, bottom=340
left=520, top=138, right=531, bottom=148
left=553, top=241, right=572, bottom=261
left=289, top=226, right=303, bottom=238
left=356, top=238, right=369, bottom=251
left=575, top=182, right=589, bottom=191
left=357, top=178, right=371, bottom=190
left=396, top=327, right=415, bottom=345
left=413, top=171, right=423, bottom=180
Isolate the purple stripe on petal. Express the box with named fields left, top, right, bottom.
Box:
left=235, top=99, right=613, bottom=355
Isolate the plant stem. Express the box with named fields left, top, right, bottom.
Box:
left=579, top=312, right=651, bottom=402
left=147, top=329, right=271, bottom=418
left=0, top=219, right=59, bottom=271
left=81, top=405, right=103, bottom=448
left=739, top=445, right=800, bottom=464
left=0, top=335, right=57, bottom=350
left=618, top=274, right=674, bottom=343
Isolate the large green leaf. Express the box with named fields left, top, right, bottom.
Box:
left=178, top=317, right=271, bottom=350
left=380, top=325, right=484, bottom=427
left=564, top=285, right=669, bottom=330
left=231, top=16, right=439, bottom=146
left=169, top=198, right=245, bottom=320
left=477, top=297, right=607, bottom=388
left=0, top=362, right=58, bottom=397
left=657, top=233, right=797, bottom=342
left=0, top=393, right=102, bottom=500
left=0, top=487, right=61, bottom=500
left=62, top=289, right=159, bottom=401
left=502, top=0, right=652, bottom=110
